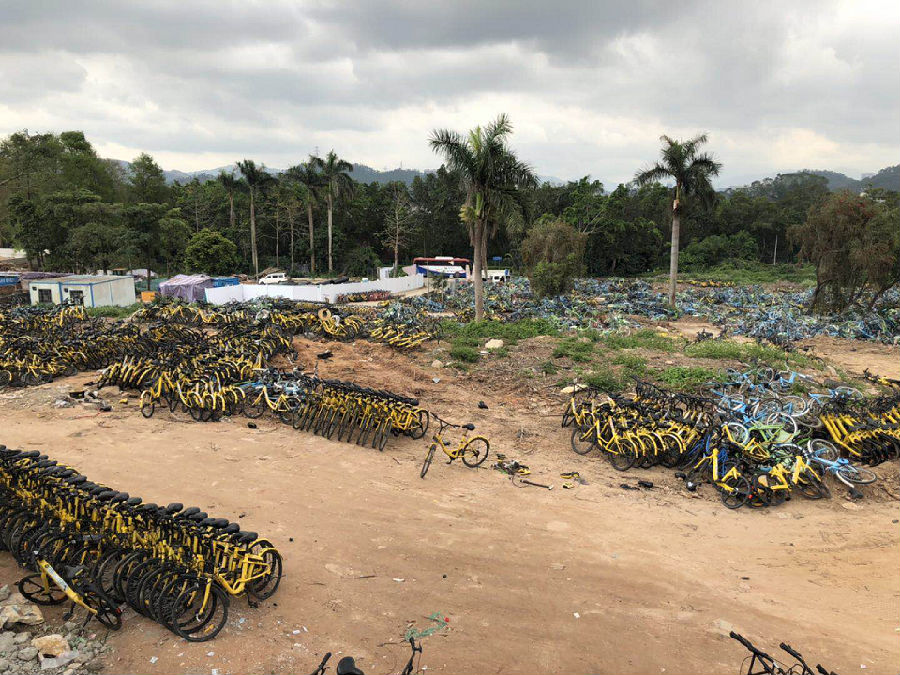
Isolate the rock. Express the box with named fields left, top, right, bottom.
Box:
left=0, top=658, right=8, bottom=671
left=0, top=587, right=9, bottom=603
left=17, top=646, right=38, bottom=661
left=84, top=657, right=104, bottom=672
left=484, top=338, right=504, bottom=350
left=32, top=634, right=69, bottom=658
left=13, top=631, right=32, bottom=644
left=712, top=618, right=734, bottom=636
left=53, top=398, right=74, bottom=408
left=561, top=383, right=587, bottom=394
left=430, top=359, right=443, bottom=369
left=0, top=602, right=44, bottom=629
left=0, top=631, right=14, bottom=652
left=39, top=650, right=78, bottom=670
left=0, top=592, right=26, bottom=607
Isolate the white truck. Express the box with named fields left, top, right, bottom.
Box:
left=259, top=272, right=288, bottom=285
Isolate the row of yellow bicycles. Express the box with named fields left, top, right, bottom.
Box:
left=0, top=444, right=281, bottom=640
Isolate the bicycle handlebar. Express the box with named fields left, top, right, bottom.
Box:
left=780, top=642, right=803, bottom=662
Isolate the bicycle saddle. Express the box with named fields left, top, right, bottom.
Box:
left=110, top=492, right=129, bottom=503
left=95, top=490, right=117, bottom=501
left=222, top=523, right=240, bottom=534
left=463, top=423, right=475, bottom=431
left=186, top=511, right=208, bottom=522
left=336, top=656, right=365, bottom=675
left=165, top=502, right=184, bottom=514
left=236, top=531, right=257, bottom=543
left=126, top=496, right=142, bottom=506
left=137, top=502, right=158, bottom=512
left=176, top=506, right=202, bottom=519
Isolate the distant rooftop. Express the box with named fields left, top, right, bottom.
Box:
left=32, top=275, right=129, bottom=284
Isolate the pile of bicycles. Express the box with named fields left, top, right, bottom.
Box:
left=0, top=444, right=281, bottom=640
left=563, top=368, right=891, bottom=509
left=730, top=631, right=838, bottom=675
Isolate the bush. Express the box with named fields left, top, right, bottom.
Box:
left=342, top=245, right=382, bottom=277
left=552, top=337, right=593, bottom=362
left=680, top=232, right=757, bottom=270
left=442, top=318, right=559, bottom=345
left=654, top=366, right=722, bottom=390
left=449, top=344, right=480, bottom=363
left=583, top=367, right=623, bottom=393
left=85, top=303, right=142, bottom=318
left=521, top=220, right=586, bottom=297
left=183, top=229, right=239, bottom=275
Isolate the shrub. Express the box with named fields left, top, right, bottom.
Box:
left=342, top=245, right=382, bottom=277
left=521, top=220, right=586, bottom=297
left=583, top=367, right=623, bottom=393
left=552, top=337, right=594, bottom=362
left=183, top=229, right=239, bottom=275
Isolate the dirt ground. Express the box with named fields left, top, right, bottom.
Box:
left=0, top=339, right=898, bottom=675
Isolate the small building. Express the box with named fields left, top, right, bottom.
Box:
left=29, top=275, right=136, bottom=308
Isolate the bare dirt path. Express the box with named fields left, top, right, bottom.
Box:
left=0, top=360, right=897, bottom=674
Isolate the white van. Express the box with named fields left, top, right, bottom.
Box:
left=259, top=272, right=288, bottom=285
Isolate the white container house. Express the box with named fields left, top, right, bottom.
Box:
left=29, top=275, right=136, bottom=308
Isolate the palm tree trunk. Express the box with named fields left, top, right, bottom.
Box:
left=307, top=203, right=316, bottom=275
left=473, top=222, right=485, bottom=321
left=275, top=209, right=280, bottom=269
left=394, top=231, right=399, bottom=274
left=289, top=209, right=295, bottom=276
left=228, top=192, right=235, bottom=232
left=668, top=211, right=680, bottom=307
left=249, top=189, right=259, bottom=279
left=327, top=193, right=334, bottom=273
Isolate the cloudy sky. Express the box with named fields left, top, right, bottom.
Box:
left=1, top=0, right=897, bottom=185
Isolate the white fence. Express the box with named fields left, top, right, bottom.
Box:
left=204, top=274, right=425, bottom=305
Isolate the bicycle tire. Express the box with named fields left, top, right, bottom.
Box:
left=836, top=464, right=877, bottom=485
left=570, top=426, right=596, bottom=456
left=18, top=574, right=67, bottom=605
left=607, top=439, right=638, bottom=471
left=719, top=475, right=751, bottom=509
left=140, top=399, right=155, bottom=418
left=421, top=444, right=436, bottom=478
left=461, top=437, right=489, bottom=467
left=171, top=581, right=229, bottom=642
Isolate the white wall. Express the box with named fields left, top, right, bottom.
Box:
left=204, top=274, right=425, bottom=305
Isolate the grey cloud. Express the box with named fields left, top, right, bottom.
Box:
left=0, top=0, right=896, bottom=184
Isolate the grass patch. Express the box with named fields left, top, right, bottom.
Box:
left=611, top=353, right=647, bottom=377
left=602, top=328, right=679, bottom=352
left=552, top=337, right=594, bottom=362
left=448, top=347, right=480, bottom=364
left=683, top=340, right=818, bottom=370
left=654, top=366, right=723, bottom=391
left=578, top=328, right=603, bottom=343
left=677, top=261, right=817, bottom=286
left=540, top=360, right=558, bottom=375
left=85, top=303, right=142, bottom=318
left=493, top=347, right=510, bottom=357
left=442, top=318, right=558, bottom=345
left=583, top=367, right=624, bottom=393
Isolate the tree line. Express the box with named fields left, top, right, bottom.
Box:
left=0, top=126, right=896, bottom=314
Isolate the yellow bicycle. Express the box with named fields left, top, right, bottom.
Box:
left=420, top=414, right=490, bottom=478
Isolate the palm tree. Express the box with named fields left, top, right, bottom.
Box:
left=285, top=161, right=323, bottom=275
left=430, top=113, right=536, bottom=320
left=635, top=134, right=721, bottom=306
left=236, top=159, right=274, bottom=279
left=310, top=151, right=354, bottom=273
left=217, top=170, right=243, bottom=236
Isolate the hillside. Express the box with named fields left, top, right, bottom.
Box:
left=802, top=165, right=899, bottom=192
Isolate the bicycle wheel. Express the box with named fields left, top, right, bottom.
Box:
left=140, top=395, right=155, bottom=418
left=420, top=444, right=436, bottom=478
left=18, top=574, right=66, bottom=605
left=461, top=437, right=489, bottom=467
left=409, top=409, right=429, bottom=440
left=836, top=464, right=877, bottom=485
left=170, top=581, right=229, bottom=642
left=796, top=473, right=830, bottom=500
left=248, top=543, right=283, bottom=600
left=570, top=426, right=596, bottom=456
left=83, top=588, right=122, bottom=630
left=719, top=475, right=752, bottom=509
left=607, top=439, right=638, bottom=472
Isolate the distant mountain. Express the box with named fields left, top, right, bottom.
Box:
left=801, top=165, right=899, bottom=192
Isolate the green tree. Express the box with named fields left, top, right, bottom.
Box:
left=429, top=114, right=536, bottom=319
left=521, top=220, right=586, bottom=297
left=310, top=151, right=354, bottom=273
left=69, top=219, right=125, bottom=274
left=791, top=191, right=899, bottom=312
left=184, top=228, right=239, bottom=275
left=128, top=153, right=169, bottom=204
left=236, top=159, right=274, bottom=279
left=635, top=134, right=721, bottom=306
left=380, top=182, right=416, bottom=274
left=217, top=170, right=243, bottom=235
left=284, top=161, right=322, bottom=275
left=124, top=203, right=186, bottom=288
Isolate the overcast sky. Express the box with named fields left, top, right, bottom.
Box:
left=1, top=0, right=897, bottom=185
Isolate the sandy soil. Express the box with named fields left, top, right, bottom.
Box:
left=0, top=343, right=898, bottom=675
